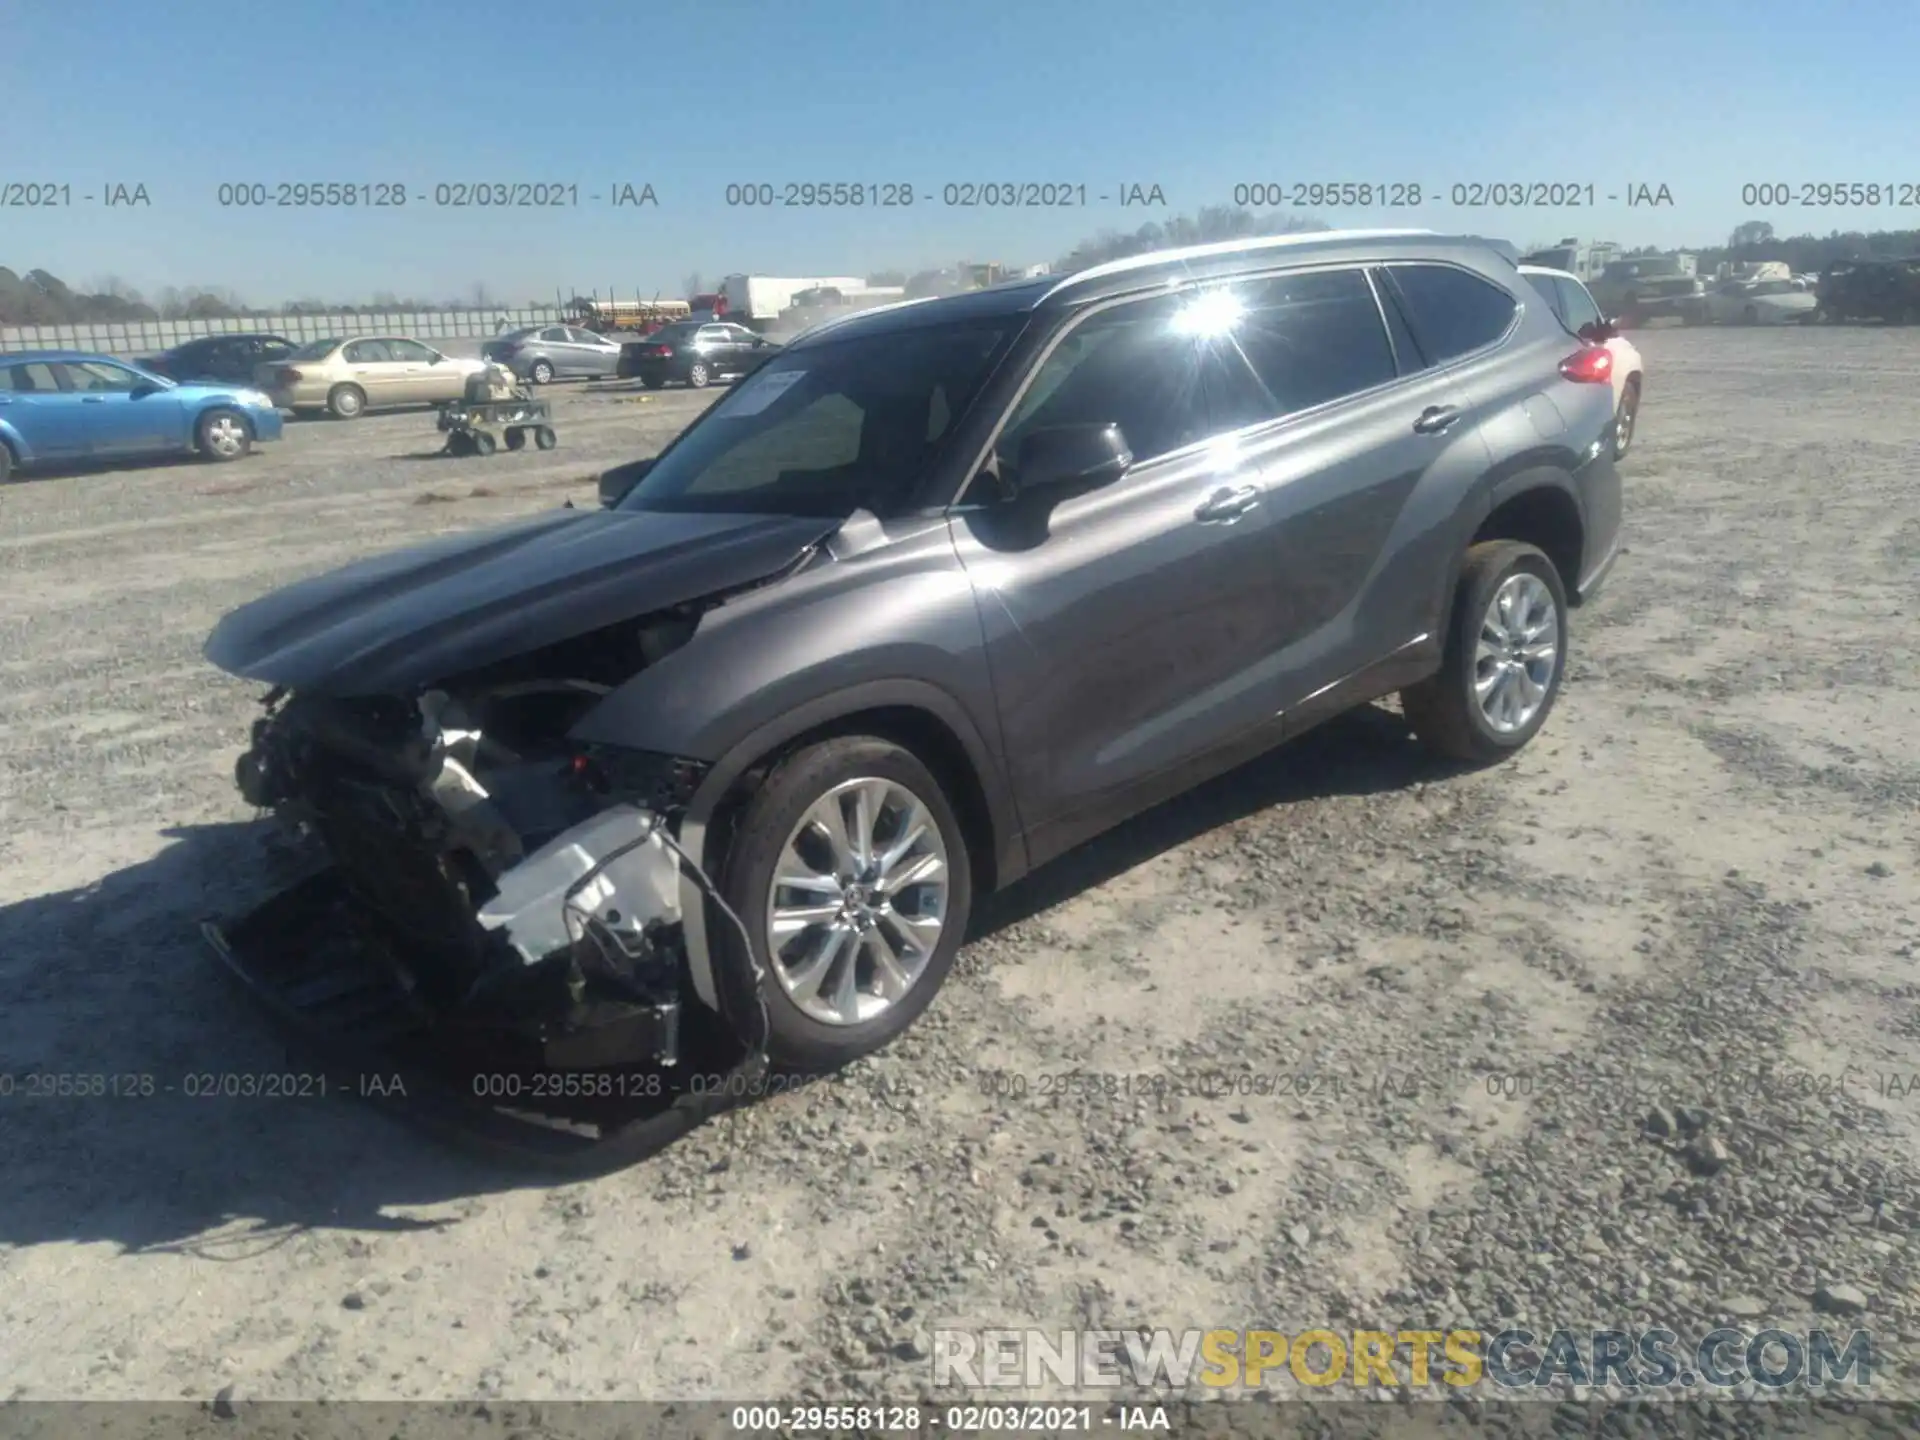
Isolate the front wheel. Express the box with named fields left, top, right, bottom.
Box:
left=195, top=407, right=252, bottom=461
left=1401, top=540, right=1568, bottom=764
left=717, top=736, right=974, bottom=1071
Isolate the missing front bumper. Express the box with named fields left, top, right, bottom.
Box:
left=199, top=868, right=727, bottom=1172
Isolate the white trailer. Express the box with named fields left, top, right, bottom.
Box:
left=720, top=275, right=867, bottom=323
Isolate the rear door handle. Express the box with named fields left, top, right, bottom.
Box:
left=82, top=396, right=106, bottom=403
left=1413, top=404, right=1462, bottom=434
left=1195, top=483, right=1262, bottom=522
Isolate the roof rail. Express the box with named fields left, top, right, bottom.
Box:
left=1043, top=227, right=1440, bottom=300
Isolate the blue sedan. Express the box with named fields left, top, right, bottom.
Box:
left=0, top=350, right=284, bottom=483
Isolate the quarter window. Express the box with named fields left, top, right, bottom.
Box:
left=1555, top=278, right=1604, bottom=333
left=1385, top=264, right=1519, bottom=362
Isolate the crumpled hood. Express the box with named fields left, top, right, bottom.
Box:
left=205, top=506, right=835, bottom=695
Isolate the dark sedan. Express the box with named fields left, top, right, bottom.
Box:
left=140, top=333, right=298, bottom=385
left=616, top=321, right=779, bottom=389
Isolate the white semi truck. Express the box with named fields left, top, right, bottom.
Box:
left=718, top=274, right=868, bottom=325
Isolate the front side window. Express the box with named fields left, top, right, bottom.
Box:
left=64, top=360, right=140, bottom=392
left=343, top=340, right=393, bottom=364
left=1385, top=264, right=1519, bottom=363
left=617, top=321, right=1012, bottom=518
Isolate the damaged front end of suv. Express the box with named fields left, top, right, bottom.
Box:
left=205, top=503, right=835, bottom=1075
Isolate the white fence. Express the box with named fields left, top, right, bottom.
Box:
left=0, top=307, right=571, bottom=357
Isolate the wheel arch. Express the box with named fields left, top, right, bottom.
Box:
left=1433, top=466, right=1589, bottom=634
left=674, top=680, right=1024, bottom=1012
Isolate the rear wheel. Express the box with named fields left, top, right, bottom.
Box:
left=0, top=441, right=14, bottom=483
left=446, top=431, right=475, bottom=456
left=1402, top=540, right=1568, bottom=764
left=195, top=407, right=252, bottom=461
left=529, top=359, right=554, bottom=385
left=641, top=375, right=665, bottom=390
left=1612, top=377, right=1640, bottom=461
left=326, top=384, right=366, bottom=420
left=470, top=430, right=497, bottom=457
left=717, top=736, right=974, bottom=1070
left=534, top=425, right=558, bottom=450
left=687, top=361, right=711, bottom=389
left=504, top=427, right=527, bottom=451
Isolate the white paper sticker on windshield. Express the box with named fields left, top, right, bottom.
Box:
left=723, top=367, right=805, bottom=416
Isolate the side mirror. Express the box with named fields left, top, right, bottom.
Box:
left=1009, top=423, right=1133, bottom=498
left=129, top=381, right=163, bottom=399
left=598, top=457, right=653, bottom=509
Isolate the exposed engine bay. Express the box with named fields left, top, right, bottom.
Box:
left=232, top=647, right=718, bottom=1072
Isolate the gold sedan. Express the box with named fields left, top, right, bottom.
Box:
left=254, top=335, right=488, bottom=419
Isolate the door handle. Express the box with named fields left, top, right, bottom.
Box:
left=1195, top=483, right=1262, bottom=522
left=1413, top=404, right=1462, bottom=434
left=82, top=396, right=106, bottom=403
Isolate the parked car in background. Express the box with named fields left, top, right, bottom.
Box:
left=1816, top=258, right=1920, bottom=323
left=139, top=333, right=298, bottom=385
left=1704, top=278, right=1818, bottom=326
left=255, top=336, right=488, bottom=418
left=1520, top=265, right=1644, bottom=460
left=615, top=321, right=781, bottom=388
left=481, top=325, right=622, bottom=383
left=206, top=229, right=1621, bottom=1075
left=0, top=350, right=281, bottom=481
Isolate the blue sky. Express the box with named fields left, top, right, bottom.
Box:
left=4, top=0, right=1915, bottom=305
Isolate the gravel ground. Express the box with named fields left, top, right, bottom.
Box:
left=1, top=332, right=1916, bottom=1423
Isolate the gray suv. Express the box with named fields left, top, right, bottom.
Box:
left=208, top=229, right=1622, bottom=1078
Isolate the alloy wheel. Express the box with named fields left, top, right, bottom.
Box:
left=1474, top=573, right=1560, bottom=734
left=764, top=777, right=950, bottom=1026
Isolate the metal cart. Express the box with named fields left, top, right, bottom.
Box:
left=437, top=398, right=558, bottom=456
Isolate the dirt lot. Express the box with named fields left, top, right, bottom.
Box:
left=2, top=334, right=1917, bottom=1416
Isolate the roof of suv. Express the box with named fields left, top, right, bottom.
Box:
left=788, top=229, right=1518, bottom=348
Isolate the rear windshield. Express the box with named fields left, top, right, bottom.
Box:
left=290, top=338, right=340, bottom=360
left=649, top=323, right=700, bottom=343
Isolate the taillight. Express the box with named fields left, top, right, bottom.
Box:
left=652, top=345, right=673, bottom=356
left=274, top=367, right=302, bottom=385
left=1559, top=346, right=1613, bottom=384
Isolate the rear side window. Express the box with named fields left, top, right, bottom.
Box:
left=0, top=362, right=63, bottom=392
left=1205, top=268, right=1400, bottom=429
left=1385, top=264, right=1519, bottom=362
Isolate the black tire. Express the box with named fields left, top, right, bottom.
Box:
left=716, top=736, right=975, bottom=1071
left=0, top=440, right=14, bottom=484
left=687, top=361, right=710, bottom=389
left=529, top=359, right=554, bottom=385
left=534, top=425, right=558, bottom=450
left=1612, top=377, right=1640, bottom=461
left=445, top=431, right=474, bottom=457
left=470, top=430, right=497, bottom=457
left=641, top=375, right=665, bottom=390
left=194, top=406, right=252, bottom=462
left=327, top=384, right=367, bottom=420
left=1401, top=540, right=1569, bottom=765
left=504, top=427, right=527, bottom=451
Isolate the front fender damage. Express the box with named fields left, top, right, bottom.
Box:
left=215, top=599, right=778, bottom=1118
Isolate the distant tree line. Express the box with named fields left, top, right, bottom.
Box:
left=10, top=219, right=1920, bottom=326
left=1519, top=221, right=1920, bottom=274
left=0, top=269, right=545, bottom=325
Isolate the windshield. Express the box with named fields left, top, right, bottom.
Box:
left=617, top=321, right=1014, bottom=518
left=290, top=338, right=340, bottom=360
